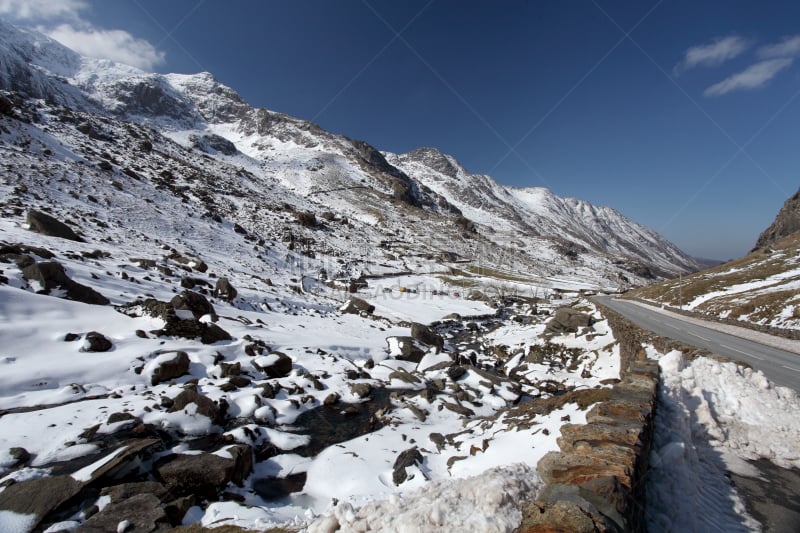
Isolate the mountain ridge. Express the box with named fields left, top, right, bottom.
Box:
left=0, top=18, right=700, bottom=289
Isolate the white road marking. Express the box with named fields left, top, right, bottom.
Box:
left=783, top=365, right=800, bottom=373
left=690, top=332, right=711, bottom=341
left=720, top=344, right=764, bottom=360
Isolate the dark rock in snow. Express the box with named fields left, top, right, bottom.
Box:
left=150, top=351, right=190, bottom=385
left=386, top=336, right=426, bottom=363
left=22, top=261, right=109, bottom=305
left=392, top=447, right=423, bottom=485
left=254, top=352, right=293, bottom=378
left=544, top=307, right=594, bottom=336
left=447, top=365, right=467, bottom=381
left=83, top=331, right=112, bottom=352
left=0, top=475, right=84, bottom=531
left=168, top=385, right=221, bottom=424
left=79, top=492, right=169, bottom=533
left=340, top=297, right=374, bottom=315
left=170, top=290, right=217, bottom=321
left=26, top=209, right=83, bottom=241
left=190, top=133, right=237, bottom=155
left=156, top=444, right=253, bottom=499
left=213, top=276, right=238, bottom=301
left=6, top=447, right=30, bottom=468
left=410, top=322, right=443, bottom=351
left=350, top=382, right=372, bottom=399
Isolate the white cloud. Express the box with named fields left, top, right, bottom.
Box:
left=45, top=23, right=165, bottom=71
left=704, top=58, right=793, bottom=96
left=676, top=36, right=750, bottom=74
left=758, top=35, right=800, bottom=59
left=0, top=0, right=86, bottom=21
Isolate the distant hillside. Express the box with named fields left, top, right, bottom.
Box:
left=628, top=232, right=800, bottom=331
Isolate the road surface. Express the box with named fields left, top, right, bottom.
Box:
left=594, top=296, right=800, bottom=391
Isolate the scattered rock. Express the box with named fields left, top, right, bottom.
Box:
left=26, top=209, right=83, bottom=242
left=83, top=331, right=112, bottom=352
left=447, top=365, right=467, bottom=381
left=323, top=392, right=340, bottom=406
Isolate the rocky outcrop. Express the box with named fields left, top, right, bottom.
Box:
left=754, top=186, right=800, bottom=250
left=156, top=444, right=253, bottom=499
left=26, top=209, right=83, bottom=241
left=213, top=276, right=238, bottom=301
left=410, top=322, right=444, bottom=351
left=22, top=260, right=109, bottom=305
left=150, top=351, right=191, bottom=385
left=544, top=307, right=594, bottom=336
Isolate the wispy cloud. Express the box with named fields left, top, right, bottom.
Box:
left=758, top=35, right=800, bottom=59
left=0, top=0, right=165, bottom=70
left=704, top=58, right=793, bottom=96
left=676, top=35, right=750, bottom=74
left=0, top=0, right=86, bottom=21
left=46, top=24, right=165, bottom=70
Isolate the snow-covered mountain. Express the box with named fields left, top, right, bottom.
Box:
left=0, top=19, right=699, bottom=290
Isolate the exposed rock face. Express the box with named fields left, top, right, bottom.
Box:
left=22, top=261, right=109, bottom=305
left=26, top=209, right=83, bottom=241
left=124, top=294, right=231, bottom=344
left=754, top=186, right=800, bottom=250
left=190, top=133, right=237, bottom=155
left=171, top=290, right=217, bottom=321
left=78, top=492, right=169, bottom=533
left=544, top=307, right=593, bottom=336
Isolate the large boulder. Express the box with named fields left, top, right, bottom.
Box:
left=22, top=261, right=109, bottom=305
left=26, top=209, right=83, bottom=241
left=410, top=322, right=444, bottom=351
left=83, top=331, right=113, bottom=352
left=544, top=307, right=594, bottom=336
left=168, top=385, right=221, bottom=424
left=386, top=336, right=426, bottom=363
left=150, top=351, right=191, bottom=385
left=392, top=447, right=423, bottom=485
left=253, top=352, right=293, bottom=378
left=0, top=475, right=84, bottom=531
left=156, top=444, right=253, bottom=499
left=171, top=290, right=217, bottom=321
left=78, top=493, right=169, bottom=533
left=340, top=297, right=374, bottom=315
left=213, top=277, right=238, bottom=301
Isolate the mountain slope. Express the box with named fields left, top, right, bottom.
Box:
left=629, top=189, right=800, bottom=331
left=0, top=19, right=699, bottom=291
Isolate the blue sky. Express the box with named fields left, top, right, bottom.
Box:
left=2, top=0, right=799, bottom=260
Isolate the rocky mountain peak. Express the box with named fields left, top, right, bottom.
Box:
left=402, top=147, right=463, bottom=178
left=754, top=186, right=800, bottom=250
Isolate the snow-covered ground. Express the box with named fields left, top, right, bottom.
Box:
left=646, top=349, right=800, bottom=531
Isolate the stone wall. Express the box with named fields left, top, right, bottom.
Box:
left=516, top=304, right=662, bottom=532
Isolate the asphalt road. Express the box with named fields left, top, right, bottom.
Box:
left=594, top=296, right=800, bottom=392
